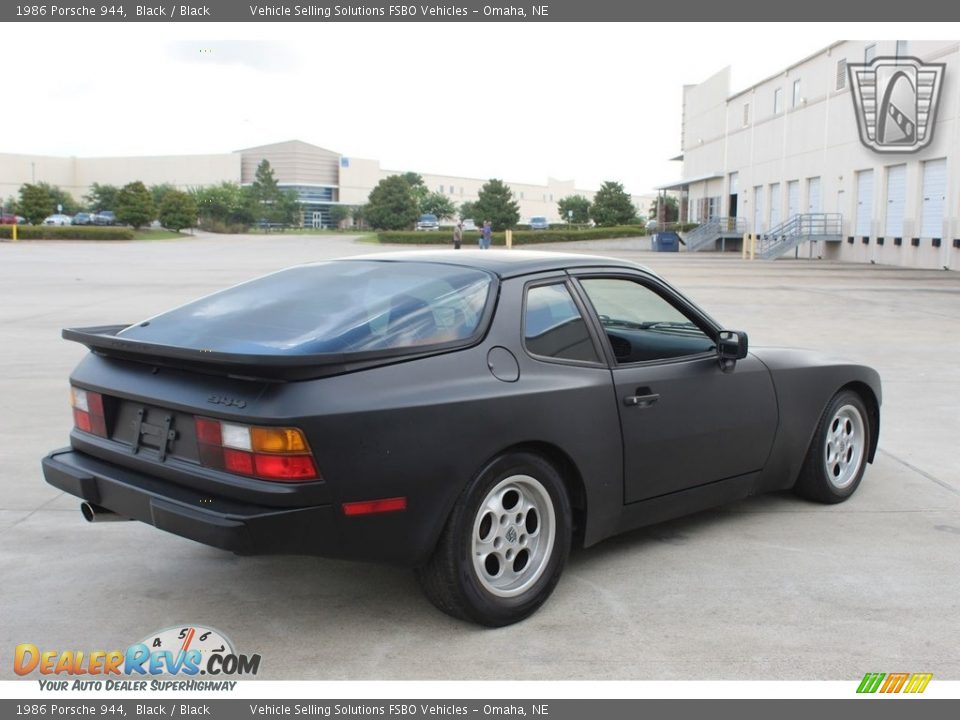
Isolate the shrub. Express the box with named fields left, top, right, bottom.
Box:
left=0, top=225, right=134, bottom=241
left=376, top=225, right=649, bottom=246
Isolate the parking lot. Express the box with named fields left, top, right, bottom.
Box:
left=1, top=233, right=958, bottom=680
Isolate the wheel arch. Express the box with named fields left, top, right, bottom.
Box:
left=839, top=380, right=880, bottom=463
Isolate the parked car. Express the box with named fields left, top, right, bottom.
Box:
left=72, top=212, right=96, bottom=226
left=42, top=251, right=881, bottom=626
left=93, top=211, right=117, bottom=226
left=1, top=213, right=19, bottom=225
left=461, top=219, right=478, bottom=231
left=43, top=214, right=73, bottom=226
left=416, top=213, right=440, bottom=231
left=530, top=216, right=549, bottom=230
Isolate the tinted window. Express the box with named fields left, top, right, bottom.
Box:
left=524, top=283, right=599, bottom=363
left=119, top=261, right=492, bottom=356
left=579, top=278, right=715, bottom=363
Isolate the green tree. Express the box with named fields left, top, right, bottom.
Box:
left=421, top=191, right=457, bottom=220
left=190, top=182, right=254, bottom=228
left=328, top=205, right=350, bottom=229
left=276, top=189, right=302, bottom=227
left=17, top=184, right=56, bottom=224
left=150, top=183, right=177, bottom=209
left=473, top=179, right=520, bottom=230
left=458, top=201, right=477, bottom=222
left=590, top=181, right=636, bottom=227
left=649, top=195, right=679, bottom=224
left=158, top=190, right=197, bottom=232
left=32, top=182, right=80, bottom=216
left=351, top=204, right=367, bottom=229
left=365, top=175, right=419, bottom=230
left=400, top=172, right=430, bottom=212
left=249, top=159, right=284, bottom=223
left=115, top=181, right=156, bottom=229
left=557, top=195, right=591, bottom=224
left=84, top=183, right=119, bottom=212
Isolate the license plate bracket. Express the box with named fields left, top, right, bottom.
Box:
left=131, top=407, right=177, bottom=461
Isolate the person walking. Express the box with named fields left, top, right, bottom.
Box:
left=453, top=221, right=463, bottom=250
left=480, top=220, right=492, bottom=250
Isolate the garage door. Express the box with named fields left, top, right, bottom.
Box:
left=787, top=180, right=800, bottom=219
left=807, top=177, right=821, bottom=213
left=856, top=169, right=874, bottom=237
left=885, top=164, right=906, bottom=238
left=920, top=158, right=947, bottom=238
left=753, top=185, right=764, bottom=233
left=769, top=183, right=781, bottom=228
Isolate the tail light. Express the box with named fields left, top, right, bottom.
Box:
left=71, top=387, right=107, bottom=438
left=194, top=417, right=319, bottom=483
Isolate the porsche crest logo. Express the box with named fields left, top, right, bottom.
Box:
left=848, top=56, right=945, bottom=153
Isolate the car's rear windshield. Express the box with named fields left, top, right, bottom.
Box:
left=118, top=261, right=494, bottom=356
left=420, top=215, right=438, bottom=222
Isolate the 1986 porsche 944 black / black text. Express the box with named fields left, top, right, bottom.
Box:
left=42, top=251, right=881, bottom=626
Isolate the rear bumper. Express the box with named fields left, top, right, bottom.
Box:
left=42, top=448, right=338, bottom=556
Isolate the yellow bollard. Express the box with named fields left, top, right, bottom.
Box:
left=749, top=234, right=757, bottom=260
left=12, top=224, right=17, bottom=242
left=742, top=233, right=748, bottom=259
left=505, top=229, right=512, bottom=249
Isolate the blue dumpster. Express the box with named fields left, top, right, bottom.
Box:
left=652, top=231, right=680, bottom=252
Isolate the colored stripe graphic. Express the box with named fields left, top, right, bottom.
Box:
left=904, top=673, right=933, bottom=694
left=857, top=672, right=932, bottom=694
left=857, top=673, right=885, bottom=693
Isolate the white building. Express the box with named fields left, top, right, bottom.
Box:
left=671, top=40, right=960, bottom=269
left=1, top=140, right=649, bottom=229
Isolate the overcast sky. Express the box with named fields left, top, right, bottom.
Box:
left=6, top=22, right=956, bottom=195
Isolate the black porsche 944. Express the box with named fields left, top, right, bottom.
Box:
left=42, top=251, right=881, bottom=626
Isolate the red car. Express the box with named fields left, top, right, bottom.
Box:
left=1, top=213, right=20, bottom=225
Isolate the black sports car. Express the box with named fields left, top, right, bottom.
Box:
left=42, top=251, right=881, bottom=626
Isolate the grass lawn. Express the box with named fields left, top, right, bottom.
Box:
left=132, top=228, right=187, bottom=241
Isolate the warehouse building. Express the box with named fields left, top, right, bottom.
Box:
left=0, top=140, right=646, bottom=228
left=671, top=40, right=960, bottom=269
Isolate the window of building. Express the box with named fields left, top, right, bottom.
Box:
left=792, top=79, right=802, bottom=108
left=520, top=191, right=524, bottom=199
left=773, top=88, right=783, bottom=114
left=743, top=103, right=750, bottom=126
left=449, top=186, right=454, bottom=194
left=524, top=283, right=599, bottom=363
left=864, top=43, right=876, bottom=62
left=896, top=40, right=908, bottom=57
left=836, top=59, right=847, bottom=90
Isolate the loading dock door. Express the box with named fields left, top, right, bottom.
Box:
left=753, top=185, right=764, bottom=233
left=808, top=177, right=822, bottom=214
left=769, top=183, right=781, bottom=228
left=787, top=181, right=800, bottom=220
left=885, top=164, right=906, bottom=238
left=920, top=158, right=947, bottom=238
left=856, top=169, right=874, bottom=237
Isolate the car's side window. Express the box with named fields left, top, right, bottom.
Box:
left=578, top=278, right=715, bottom=363
left=524, top=283, right=600, bottom=363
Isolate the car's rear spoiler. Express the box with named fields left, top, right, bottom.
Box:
left=62, top=325, right=445, bottom=382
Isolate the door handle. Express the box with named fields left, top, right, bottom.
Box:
left=624, top=393, right=660, bottom=408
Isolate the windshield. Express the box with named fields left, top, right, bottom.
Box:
left=420, top=215, right=438, bottom=223
left=119, top=261, right=494, bottom=356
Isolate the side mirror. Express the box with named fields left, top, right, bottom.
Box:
left=718, top=330, right=749, bottom=372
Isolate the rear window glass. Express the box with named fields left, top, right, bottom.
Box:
left=119, top=261, right=493, bottom=356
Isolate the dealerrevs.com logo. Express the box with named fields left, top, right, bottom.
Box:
left=848, top=56, right=945, bottom=154
left=857, top=672, right=933, bottom=694
left=14, top=625, right=260, bottom=691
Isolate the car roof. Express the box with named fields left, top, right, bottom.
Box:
left=333, top=249, right=655, bottom=280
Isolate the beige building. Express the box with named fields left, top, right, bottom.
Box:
left=2, top=139, right=648, bottom=228
left=672, top=40, right=960, bottom=269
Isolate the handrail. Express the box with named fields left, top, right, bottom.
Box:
left=758, top=213, right=842, bottom=259
left=686, top=216, right=747, bottom=252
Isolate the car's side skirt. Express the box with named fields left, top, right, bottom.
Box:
left=611, top=471, right=764, bottom=539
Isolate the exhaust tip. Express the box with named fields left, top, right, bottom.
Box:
left=80, top=502, right=97, bottom=522
left=80, top=502, right=130, bottom=522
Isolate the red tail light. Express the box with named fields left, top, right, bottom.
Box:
left=71, top=387, right=107, bottom=438
left=195, top=417, right=319, bottom=483
left=342, top=497, right=408, bottom=516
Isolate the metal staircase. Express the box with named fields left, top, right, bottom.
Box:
left=685, top=217, right=747, bottom=252
left=757, top=213, right=842, bottom=259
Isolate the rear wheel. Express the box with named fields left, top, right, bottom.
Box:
left=795, top=390, right=871, bottom=503
left=415, top=452, right=572, bottom=626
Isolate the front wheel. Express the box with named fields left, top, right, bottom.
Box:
left=794, top=390, right=871, bottom=503
left=415, top=452, right=572, bottom=627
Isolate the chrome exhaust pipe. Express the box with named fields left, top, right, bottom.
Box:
left=80, top=502, right=132, bottom=522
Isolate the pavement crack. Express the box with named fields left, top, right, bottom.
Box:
left=878, top=448, right=960, bottom=496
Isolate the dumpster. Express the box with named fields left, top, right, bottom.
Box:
left=651, top=231, right=680, bottom=252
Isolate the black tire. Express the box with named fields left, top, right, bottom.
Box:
left=415, top=452, right=572, bottom=627
left=794, top=390, right=871, bottom=504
